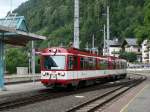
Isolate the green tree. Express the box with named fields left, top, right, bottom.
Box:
left=14, top=0, right=145, bottom=48
left=119, top=52, right=137, bottom=62
left=6, top=48, right=28, bottom=74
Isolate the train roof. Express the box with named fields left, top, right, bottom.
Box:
left=41, top=47, right=99, bottom=57
left=41, top=47, right=126, bottom=61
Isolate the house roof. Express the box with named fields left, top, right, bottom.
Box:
left=106, top=39, right=122, bottom=47
left=125, top=38, right=137, bottom=46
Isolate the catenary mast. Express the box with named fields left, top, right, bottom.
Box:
left=73, top=0, right=80, bottom=48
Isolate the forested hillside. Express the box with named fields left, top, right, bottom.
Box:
left=14, top=0, right=147, bottom=48
left=7, top=0, right=150, bottom=73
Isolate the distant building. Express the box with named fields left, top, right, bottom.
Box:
left=104, top=38, right=122, bottom=57
left=122, top=38, right=141, bottom=62
left=141, top=39, right=150, bottom=63
left=122, top=38, right=140, bottom=52
left=103, top=38, right=142, bottom=62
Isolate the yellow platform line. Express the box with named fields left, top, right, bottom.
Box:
left=120, top=84, right=149, bottom=112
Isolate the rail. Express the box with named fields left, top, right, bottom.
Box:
left=0, top=74, right=146, bottom=111
left=66, top=75, right=146, bottom=112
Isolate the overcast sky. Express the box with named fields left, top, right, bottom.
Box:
left=0, top=0, right=28, bottom=18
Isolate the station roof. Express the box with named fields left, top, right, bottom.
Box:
left=0, top=16, right=28, bottom=32
left=0, top=15, right=46, bottom=46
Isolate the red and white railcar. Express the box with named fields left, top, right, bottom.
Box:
left=40, top=47, right=127, bottom=87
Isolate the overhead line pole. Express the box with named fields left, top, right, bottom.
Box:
left=74, top=0, right=80, bottom=49
left=106, top=6, right=110, bottom=55
left=104, top=24, right=106, bottom=49
left=103, top=24, right=106, bottom=56
left=31, top=41, right=35, bottom=82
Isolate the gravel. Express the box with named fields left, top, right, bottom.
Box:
left=1, top=84, right=120, bottom=112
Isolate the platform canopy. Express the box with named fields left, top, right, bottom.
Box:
left=0, top=15, right=46, bottom=46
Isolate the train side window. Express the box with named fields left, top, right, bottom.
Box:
left=116, top=61, right=119, bottom=69
left=84, top=57, right=89, bottom=69
left=97, top=59, right=100, bottom=69
left=68, top=56, right=73, bottom=70
left=93, top=58, right=96, bottom=69
left=119, top=62, right=122, bottom=69
left=113, top=61, right=115, bottom=69
left=121, top=62, right=124, bottom=69
left=100, top=59, right=108, bottom=70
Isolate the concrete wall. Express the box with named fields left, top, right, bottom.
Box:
left=4, top=74, right=40, bottom=84
left=17, top=67, right=28, bottom=75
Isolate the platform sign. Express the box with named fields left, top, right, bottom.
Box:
left=0, top=15, right=46, bottom=90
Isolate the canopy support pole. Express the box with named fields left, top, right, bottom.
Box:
left=0, top=33, right=6, bottom=91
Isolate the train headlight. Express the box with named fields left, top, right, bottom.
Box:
left=53, top=49, right=57, bottom=52
left=61, top=72, right=65, bottom=76
left=43, top=72, right=49, bottom=76
left=43, top=73, right=46, bottom=76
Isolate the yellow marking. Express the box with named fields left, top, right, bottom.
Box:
left=120, top=84, right=149, bottom=112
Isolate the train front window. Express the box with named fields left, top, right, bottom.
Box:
left=44, top=56, right=65, bottom=70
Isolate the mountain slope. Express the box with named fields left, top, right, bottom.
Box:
left=14, top=0, right=145, bottom=48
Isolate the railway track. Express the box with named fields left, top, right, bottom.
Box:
left=66, top=75, right=146, bottom=112
left=0, top=74, right=146, bottom=111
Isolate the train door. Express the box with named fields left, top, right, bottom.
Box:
left=73, top=56, right=78, bottom=79
left=68, top=55, right=78, bottom=80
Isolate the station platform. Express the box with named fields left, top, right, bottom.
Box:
left=0, top=81, right=45, bottom=97
left=120, top=84, right=150, bottom=112
left=102, top=74, right=150, bottom=112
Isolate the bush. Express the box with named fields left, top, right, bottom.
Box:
left=119, top=52, right=137, bottom=62
left=6, top=48, right=28, bottom=74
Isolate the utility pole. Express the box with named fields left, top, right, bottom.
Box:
left=31, top=41, right=35, bottom=75
left=103, top=24, right=106, bottom=56
left=92, top=34, right=95, bottom=49
left=103, top=24, right=106, bottom=49
left=85, top=42, right=89, bottom=51
left=73, top=0, right=80, bottom=49
left=48, top=41, right=50, bottom=48
left=106, top=6, right=110, bottom=55
left=107, top=6, right=110, bottom=41
left=10, top=0, right=12, bottom=13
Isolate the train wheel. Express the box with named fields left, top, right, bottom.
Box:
left=78, top=81, right=86, bottom=88
left=66, top=84, right=77, bottom=91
